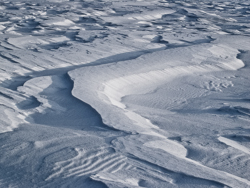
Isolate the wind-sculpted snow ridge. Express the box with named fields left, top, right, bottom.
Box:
left=1, top=0, right=250, bottom=187
left=69, top=35, right=250, bottom=187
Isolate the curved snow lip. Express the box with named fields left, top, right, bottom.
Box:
left=69, top=41, right=245, bottom=141
left=69, top=38, right=250, bottom=187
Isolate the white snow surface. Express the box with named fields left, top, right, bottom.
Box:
left=0, top=0, right=250, bottom=187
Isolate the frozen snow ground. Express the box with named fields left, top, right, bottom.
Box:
left=0, top=0, right=250, bottom=187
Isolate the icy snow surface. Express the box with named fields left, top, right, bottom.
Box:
left=0, top=0, right=250, bottom=187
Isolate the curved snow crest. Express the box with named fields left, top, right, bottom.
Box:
left=69, top=41, right=245, bottom=140
left=69, top=41, right=244, bottom=134
left=69, top=39, right=249, bottom=187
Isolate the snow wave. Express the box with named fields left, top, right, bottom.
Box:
left=69, top=36, right=250, bottom=187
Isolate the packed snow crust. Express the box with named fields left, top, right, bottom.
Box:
left=0, top=0, right=250, bottom=187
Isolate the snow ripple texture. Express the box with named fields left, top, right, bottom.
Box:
left=0, top=0, right=250, bottom=187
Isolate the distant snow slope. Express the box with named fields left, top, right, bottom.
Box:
left=0, top=0, right=250, bottom=187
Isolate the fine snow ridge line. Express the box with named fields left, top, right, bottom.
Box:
left=218, top=136, right=250, bottom=155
